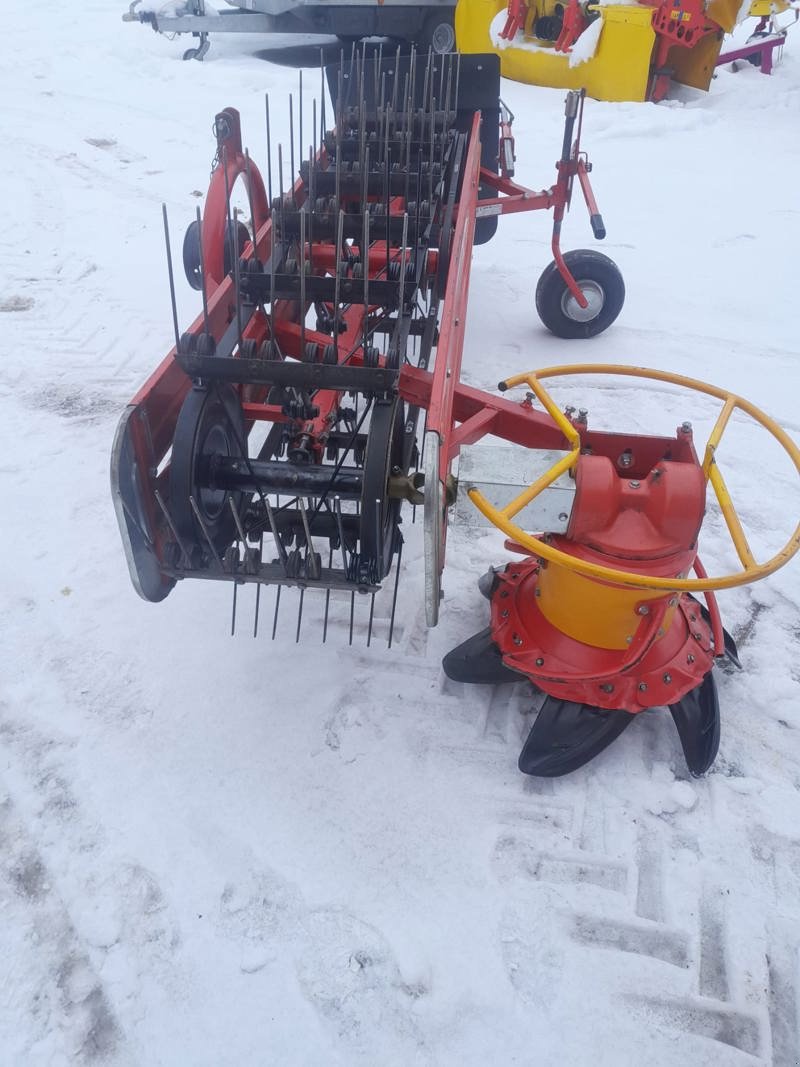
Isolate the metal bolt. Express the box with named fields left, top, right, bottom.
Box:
left=638, top=682, right=648, bottom=692
left=512, top=634, right=522, bottom=646
left=668, top=597, right=677, bottom=607
left=629, top=480, right=641, bottom=489
left=693, top=632, right=702, bottom=641
left=681, top=421, right=692, bottom=433
left=657, top=628, right=665, bottom=637
left=501, top=609, right=509, bottom=618
left=500, top=590, right=509, bottom=598
left=687, top=654, right=695, bottom=664
left=625, top=635, right=633, bottom=644
left=535, top=657, right=544, bottom=666
left=558, top=512, right=569, bottom=522
left=600, top=683, right=614, bottom=693
left=663, top=672, right=672, bottom=684
left=535, top=588, right=541, bottom=597
left=578, top=408, right=588, bottom=419
left=637, top=605, right=650, bottom=616
left=564, top=405, right=575, bottom=417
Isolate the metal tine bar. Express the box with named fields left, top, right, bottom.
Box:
left=444, top=53, right=454, bottom=121
left=161, top=204, right=181, bottom=352
left=295, top=589, right=304, bottom=643
left=154, top=488, right=192, bottom=565
left=265, top=498, right=289, bottom=567
left=322, top=544, right=333, bottom=643
left=429, top=96, right=436, bottom=205
left=265, top=94, right=273, bottom=206
left=298, top=70, right=303, bottom=180
left=228, top=494, right=248, bottom=545
left=385, top=145, right=391, bottom=273
left=297, top=496, right=314, bottom=555
left=358, top=47, right=366, bottom=165
left=271, top=586, right=282, bottom=640
left=400, top=211, right=409, bottom=308
left=362, top=199, right=370, bottom=353
left=254, top=533, right=263, bottom=637
left=421, top=47, right=432, bottom=129
left=231, top=581, right=238, bottom=637
left=375, top=42, right=383, bottom=101
left=378, top=72, right=386, bottom=154
left=334, top=209, right=344, bottom=340
left=334, top=496, right=348, bottom=572
left=308, top=141, right=315, bottom=274
left=269, top=207, right=277, bottom=348
left=454, top=52, right=462, bottom=114
left=195, top=206, right=210, bottom=336
left=300, top=207, right=307, bottom=358
left=289, top=93, right=295, bottom=191
left=349, top=591, right=355, bottom=646
left=409, top=44, right=417, bottom=132
left=278, top=142, right=285, bottom=209
left=319, top=49, right=326, bottom=147
left=387, top=537, right=403, bottom=648
left=367, top=592, right=375, bottom=647
left=222, top=148, right=244, bottom=353
left=189, top=495, right=225, bottom=570
left=392, top=44, right=401, bottom=114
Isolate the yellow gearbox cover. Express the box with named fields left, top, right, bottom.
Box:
left=455, top=0, right=657, bottom=102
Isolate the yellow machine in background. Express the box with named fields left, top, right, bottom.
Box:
left=455, top=0, right=793, bottom=102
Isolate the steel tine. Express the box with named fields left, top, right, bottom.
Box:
left=298, top=70, right=303, bottom=177
left=400, top=211, right=409, bottom=308
left=308, top=141, right=315, bottom=275
left=298, top=496, right=314, bottom=553
left=161, top=204, right=181, bottom=352
left=231, top=581, right=238, bottom=637
left=334, top=496, right=348, bottom=572
left=385, top=145, right=391, bottom=273
left=265, top=498, right=289, bottom=568
left=334, top=208, right=344, bottom=339
left=323, top=545, right=333, bottom=643
left=269, top=208, right=277, bottom=350
left=195, top=206, right=210, bottom=335
left=388, top=537, right=403, bottom=648
left=289, top=92, right=295, bottom=190
left=362, top=202, right=370, bottom=351
left=189, top=495, right=225, bottom=570
left=278, top=143, right=285, bottom=210
left=375, top=42, right=383, bottom=101
left=367, top=592, right=375, bottom=647
left=228, top=494, right=248, bottom=545
left=254, top=533, right=263, bottom=637
left=272, top=585, right=282, bottom=640
left=295, top=588, right=304, bottom=643
left=300, top=207, right=307, bottom=358
left=320, top=49, right=326, bottom=145
left=265, top=93, right=273, bottom=206
left=154, top=488, right=192, bottom=566
left=392, top=45, right=401, bottom=113
left=454, top=52, right=462, bottom=114
left=349, top=591, right=355, bottom=646
left=430, top=97, right=436, bottom=204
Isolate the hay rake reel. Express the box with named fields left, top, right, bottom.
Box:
left=112, top=48, right=800, bottom=776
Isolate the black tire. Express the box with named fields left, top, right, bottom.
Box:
left=418, top=12, right=456, bottom=54
left=535, top=249, right=625, bottom=339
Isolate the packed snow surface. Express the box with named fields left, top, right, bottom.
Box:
left=1, top=2, right=799, bottom=1064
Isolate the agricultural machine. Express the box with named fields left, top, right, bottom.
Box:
left=457, top=0, right=798, bottom=101
left=111, top=50, right=800, bottom=777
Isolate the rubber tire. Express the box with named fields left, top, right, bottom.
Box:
left=535, top=249, right=625, bottom=339
left=419, top=12, right=456, bottom=54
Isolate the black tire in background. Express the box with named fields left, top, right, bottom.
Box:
left=535, top=249, right=625, bottom=339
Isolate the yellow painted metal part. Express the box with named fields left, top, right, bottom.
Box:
left=467, top=365, right=800, bottom=593
left=667, top=31, right=725, bottom=92
left=535, top=561, right=679, bottom=648
left=748, top=0, right=792, bottom=17
left=455, top=0, right=657, bottom=102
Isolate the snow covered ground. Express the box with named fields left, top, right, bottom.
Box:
left=2, top=2, right=800, bottom=1063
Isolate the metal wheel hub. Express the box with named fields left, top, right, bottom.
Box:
left=561, top=279, right=605, bottom=323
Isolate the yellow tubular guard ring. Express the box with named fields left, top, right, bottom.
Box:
left=468, top=364, right=800, bottom=592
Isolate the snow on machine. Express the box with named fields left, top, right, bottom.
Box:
left=111, top=50, right=800, bottom=776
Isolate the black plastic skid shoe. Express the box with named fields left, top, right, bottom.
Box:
left=668, top=670, right=720, bottom=777
left=442, top=627, right=523, bottom=685
left=518, top=697, right=636, bottom=777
